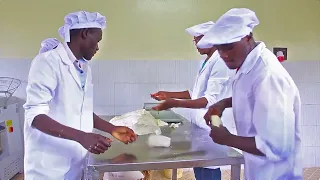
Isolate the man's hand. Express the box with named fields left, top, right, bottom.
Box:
left=204, top=103, right=226, bottom=126
left=111, top=126, right=137, bottom=144
left=78, top=132, right=112, bottom=154
left=152, top=99, right=178, bottom=111
left=209, top=125, right=233, bottom=145
left=150, top=91, right=170, bottom=101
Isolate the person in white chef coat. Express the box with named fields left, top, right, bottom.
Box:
left=151, top=21, right=235, bottom=180
left=23, top=11, right=137, bottom=180
left=199, top=8, right=302, bottom=180
left=38, top=38, right=60, bottom=54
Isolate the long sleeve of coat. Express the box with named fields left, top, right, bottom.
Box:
left=23, top=55, right=58, bottom=127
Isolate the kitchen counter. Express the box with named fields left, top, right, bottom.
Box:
left=85, top=114, right=244, bottom=180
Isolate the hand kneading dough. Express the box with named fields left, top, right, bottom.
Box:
left=211, top=115, right=223, bottom=127
left=147, top=135, right=171, bottom=148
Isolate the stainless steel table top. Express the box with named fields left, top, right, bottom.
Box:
left=87, top=115, right=244, bottom=172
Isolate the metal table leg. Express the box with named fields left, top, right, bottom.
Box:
left=171, top=169, right=178, bottom=180
left=83, top=167, right=100, bottom=180
left=230, top=164, right=241, bottom=180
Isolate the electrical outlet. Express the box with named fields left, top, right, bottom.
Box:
left=273, top=47, right=287, bottom=60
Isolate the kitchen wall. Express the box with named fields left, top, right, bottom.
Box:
left=0, top=0, right=320, bottom=61
left=0, top=59, right=319, bottom=168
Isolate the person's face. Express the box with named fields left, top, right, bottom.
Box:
left=193, top=35, right=212, bottom=55
left=79, top=28, right=102, bottom=60
left=215, top=36, right=252, bottom=69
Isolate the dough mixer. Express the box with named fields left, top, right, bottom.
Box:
left=0, top=77, right=24, bottom=179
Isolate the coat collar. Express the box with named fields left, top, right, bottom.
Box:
left=55, top=43, right=82, bottom=89
left=199, top=51, right=220, bottom=74
left=234, top=42, right=266, bottom=79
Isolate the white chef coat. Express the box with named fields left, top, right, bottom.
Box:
left=232, top=42, right=302, bottom=179
left=190, top=51, right=235, bottom=132
left=189, top=51, right=237, bottom=170
left=23, top=43, right=94, bottom=180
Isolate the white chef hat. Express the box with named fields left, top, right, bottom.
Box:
left=39, top=38, right=60, bottom=54
left=185, top=21, right=215, bottom=37
left=58, top=11, right=106, bottom=42
left=197, top=8, right=259, bottom=48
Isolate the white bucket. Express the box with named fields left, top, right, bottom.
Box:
left=103, top=171, right=144, bottom=180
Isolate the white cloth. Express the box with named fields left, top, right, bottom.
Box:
left=197, top=8, right=259, bottom=48
left=23, top=43, right=94, bottom=179
left=39, top=38, right=60, bottom=54
left=185, top=21, right=214, bottom=37
left=189, top=51, right=236, bottom=170
left=232, top=42, right=302, bottom=179
left=58, top=11, right=106, bottom=42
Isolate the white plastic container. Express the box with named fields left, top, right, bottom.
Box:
left=103, top=171, right=144, bottom=180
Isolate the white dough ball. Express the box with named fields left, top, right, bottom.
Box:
left=211, top=115, right=223, bottom=127
left=147, top=134, right=171, bottom=148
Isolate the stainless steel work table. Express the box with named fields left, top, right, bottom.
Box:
left=85, top=115, right=244, bottom=180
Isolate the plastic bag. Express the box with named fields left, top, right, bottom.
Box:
left=109, top=109, right=167, bottom=135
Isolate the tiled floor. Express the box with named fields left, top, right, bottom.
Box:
left=11, top=168, right=320, bottom=180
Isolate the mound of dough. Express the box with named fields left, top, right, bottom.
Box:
left=109, top=109, right=167, bottom=135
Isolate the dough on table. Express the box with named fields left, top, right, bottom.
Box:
left=147, top=134, right=171, bottom=148
left=169, top=122, right=181, bottom=129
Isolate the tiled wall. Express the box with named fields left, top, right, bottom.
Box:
left=0, top=59, right=319, bottom=168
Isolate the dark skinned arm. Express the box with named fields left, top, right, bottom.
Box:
left=167, top=90, right=191, bottom=99
left=32, top=114, right=85, bottom=143
left=93, top=113, right=116, bottom=134
left=218, top=97, right=232, bottom=109
left=32, top=112, right=118, bottom=141
left=174, top=96, right=233, bottom=109
left=219, top=97, right=263, bottom=156
left=174, top=97, right=208, bottom=109
left=225, top=135, right=265, bottom=156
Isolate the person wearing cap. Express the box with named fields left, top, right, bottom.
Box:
left=38, top=38, right=60, bottom=54
left=150, top=21, right=235, bottom=179
left=199, top=8, right=302, bottom=179
left=23, top=11, right=137, bottom=179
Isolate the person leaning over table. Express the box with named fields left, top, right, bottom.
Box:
left=199, top=8, right=303, bottom=180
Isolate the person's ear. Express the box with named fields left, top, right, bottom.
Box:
left=80, top=29, right=89, bottom=40
left=246, top=33, right=253, bottom=41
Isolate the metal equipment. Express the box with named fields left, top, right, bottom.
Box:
left=0, top=77, right=24, bottom=180
left=143, top=103, right=183, bottom=123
